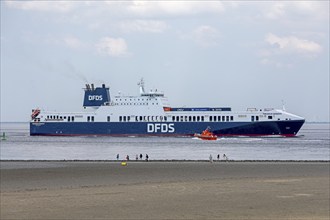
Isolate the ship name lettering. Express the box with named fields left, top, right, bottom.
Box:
left=88, top=95, right=103, bottom=101
left=147, top=123, right=175, bottom=133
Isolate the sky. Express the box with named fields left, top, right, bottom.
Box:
left=1, top=1, right=329, bottom=122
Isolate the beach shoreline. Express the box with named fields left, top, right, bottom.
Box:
left=1, top=161, right=329, bottom=219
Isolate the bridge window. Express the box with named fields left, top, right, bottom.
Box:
left=71, top=116, right=74, bottom=122
left=108, top=116, right=111, bottom=122
left=210, top=116, right=212, bottom=122
left=87, top=116, right=90, bottom=122
left=256, top=116, right=259, bottom=121
left=222, top=116, right=225, bottom=121
left=164, top=116, right=167, bottom=121
left=119, top=116, right=122, bottom=122
left=230, top=116, right=234, bottom=121
left=201, top=116, right=204, bottom=122
left=268, top=116, right=273, bottom=119
left=91, top=116, right=94, bottom=122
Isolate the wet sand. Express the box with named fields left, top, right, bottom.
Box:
left=1, top=161, right=329, bottom=219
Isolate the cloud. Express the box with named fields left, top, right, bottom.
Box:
left=106, top=1, right=225, bottom=17
left=95, top=37, right=130, bottom=57
left=261, top=1, right=329, bottom=21
left=265, top=33, right=322, bottom=55
left=259, top=33, right=323, bottom=68
left=181, top=25, right=221, bottom=48
left=118, top=20, right=169, bottom=33
left=5, top=1, right=74, bottom=12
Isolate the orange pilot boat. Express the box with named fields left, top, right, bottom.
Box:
left=194, top=127, right=217, bottom=140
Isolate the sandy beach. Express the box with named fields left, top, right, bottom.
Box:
left=1, top=161, right=329, bottom=219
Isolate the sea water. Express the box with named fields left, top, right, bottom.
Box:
left=0, top=122, right=329, bottom=161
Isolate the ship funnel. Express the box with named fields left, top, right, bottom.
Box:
left=83, top=84, right=110, bottom=107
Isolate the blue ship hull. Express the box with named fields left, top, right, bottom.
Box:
left=30, top=120, right=304, bottom=137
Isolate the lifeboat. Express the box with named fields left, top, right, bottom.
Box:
left=194, top=127, right=217, bottom=140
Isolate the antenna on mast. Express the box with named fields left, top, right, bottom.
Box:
left=281, top=100, right=286, bottom=111
left=138, top=78, right=145, bottom=94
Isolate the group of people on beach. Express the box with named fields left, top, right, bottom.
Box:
left=116, top=153, right=149, bottom=162
left=209, top=154, right=229, bottom=163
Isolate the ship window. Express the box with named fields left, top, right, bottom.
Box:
left=127, top=116, right=130, bottom=122
left=119, top=116, right=122, bottom=122
left=47, top=116, right=49, bottom=119
left=123, top=116, right=127, bottom=122
left=180, top=116, right=183, bottom=122
left=230, top=116, right=234, bottom=121
left=201, top=116, right=204, bottom=122
left=91, top=116, right=94, bottom=122
left=164, top=116, right=167, bottom=121
left=210, top=116, right=212, bottom=122
left=176, top=116, right=180, bottom=121
left=222, top=116, right=225, bottom=121
left=192, top=116, right=196, bottom=122
left=256, top=116, right=259, bottom=121
left=71, top=116, right=74, bottom=122
left=226, top=116, right=229, bottom=122
left=251, top=116, right=254, bottom=122
left=57, top=116, right=59, bottom=119
left=64, top=116, right=66, bottom=119
left=160, top=116, right=163, bottom=121
left=268, top=116, right=273, bottom=119
left=107, top=116, right=111, bottom=122
left=218, top=116, right=221, bottom=121
left=140, top=116, right=143, bottom=121
left=197, top=116, right=200, bottom=122
left=189, top=116, right=192, bottom=122
left=87, top=116, right=90, bottom=122
left=172, top=116, right=175, bottom=121
left=68, top=117, right=70, bottom=122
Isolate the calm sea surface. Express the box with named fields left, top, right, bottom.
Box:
left=0, top=123, right=329, bottom=161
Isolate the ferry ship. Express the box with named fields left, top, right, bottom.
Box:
left=30, top=79, right=305, bottom=137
